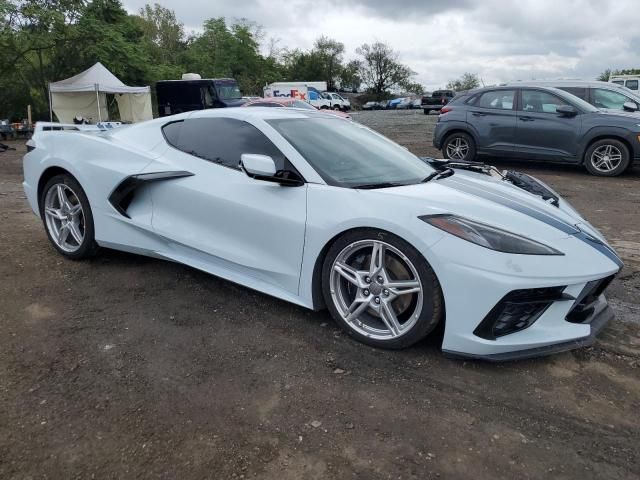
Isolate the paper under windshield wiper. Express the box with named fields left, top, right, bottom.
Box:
left=421, top=167, right=455, bottom=183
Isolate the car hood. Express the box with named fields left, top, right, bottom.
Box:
left=362, top=169, right=610, bottom=248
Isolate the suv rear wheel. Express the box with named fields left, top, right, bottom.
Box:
left=442, top=132, right=476, bottom=161
left=584, top=139, right=630, bottom=176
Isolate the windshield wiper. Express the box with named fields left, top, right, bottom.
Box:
left=421, top=167, right=455, bottom=183
left=351, top=182, right=407, bottom=190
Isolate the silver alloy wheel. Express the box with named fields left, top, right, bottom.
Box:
left=44, top=183, right=85, bottom=253
left=591, top=144, right=623, bottom=173
left=445, top=137, right=469, bottom=160
left=329, top=240, right=424, bottom=340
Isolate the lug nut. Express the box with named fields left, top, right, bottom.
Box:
left=383, top=289, right=389, bottom=296
left=377, top=276, right=384, bottom=283
left=374, top=297, right=380, bottom=304
left=365, top=276, right=371, bottom=283
left=363, top=289, right=370, bottom=296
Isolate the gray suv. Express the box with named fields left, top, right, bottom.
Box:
left=433, top=85, right=640, bottom=176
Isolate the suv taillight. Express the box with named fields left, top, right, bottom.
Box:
left=440, top=106, right=453, bottom=114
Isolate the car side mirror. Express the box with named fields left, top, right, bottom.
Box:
left=240, top=153, right=304, bottom=187
left=556, top=105, right=578, bottom=117
left=241, top=153, right=276, bottom=177
left=623, top=101, right=639, bottom=112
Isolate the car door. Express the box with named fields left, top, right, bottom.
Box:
left=144, top=116, right=308, bottom=296
left=466, top=89, right=517, bottom=155
left=514, top=89, right=582, bottom=161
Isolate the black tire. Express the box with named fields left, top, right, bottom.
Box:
left=442, top=132, right=477, bottom=161
left=321, top=229, right=444, bottom=349
left=333, top=104, right=341, bottom=111
left=583, top=138, right=630, bottom=177
left=39, top=173, right=100, bottom=260
left=423, top=109, right=430, bottom=115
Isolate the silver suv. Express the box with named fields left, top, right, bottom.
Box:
left=503, top=80, right=640, bottom=115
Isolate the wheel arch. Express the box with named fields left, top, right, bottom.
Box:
left=37, top=166, right=76, bottom=209
left=442, top=128, right=477, bottom=146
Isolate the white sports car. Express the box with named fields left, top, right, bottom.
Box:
left=23, top=108, right=622, bottom=361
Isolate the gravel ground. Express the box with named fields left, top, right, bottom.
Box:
left=1, top=112, right=639, bottom=479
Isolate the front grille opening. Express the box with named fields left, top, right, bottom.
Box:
left=566, top=275, right=615, bottom=324
left=474, top=286, right=568, bottom=340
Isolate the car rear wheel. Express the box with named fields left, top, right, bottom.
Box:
left=443, top=132, right=476, bottom=161
left=40, top=174, right=99, bottom=259
left=322, top=229, right=443, bottom=349
left=584, top=139, right=630, bottom=176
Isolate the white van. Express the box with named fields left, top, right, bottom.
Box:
left=263, top=82, right=351, bottom=111
left=609, top=75, right=639, bottom=91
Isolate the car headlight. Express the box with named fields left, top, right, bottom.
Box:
left=420, top=214, right=563, bottom=255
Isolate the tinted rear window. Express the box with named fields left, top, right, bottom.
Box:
left=558, top=87, right=588, bottom=100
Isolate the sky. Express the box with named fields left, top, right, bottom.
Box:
left=121, top=0, right=640, bottom=91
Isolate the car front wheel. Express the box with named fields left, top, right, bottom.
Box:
left=584, top=139, right=630, bottom=176
left=40, top=173, right=99, bottom=259
left=442, top=132, right=476, bottom=161
left=322, top=229, right=443, bottom=349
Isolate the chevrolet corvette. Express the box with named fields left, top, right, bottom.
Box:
left=23, top=108, right=623, bottom=360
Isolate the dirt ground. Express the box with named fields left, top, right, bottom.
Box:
left=1, top=111, right=639, bottom=479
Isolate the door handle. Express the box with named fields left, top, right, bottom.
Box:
left=519, top=116, right=534, bottom=121
left=471, top=111, right=486, bottom=116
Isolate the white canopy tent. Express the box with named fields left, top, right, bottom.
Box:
left=49, top=62, right=152, bottom=123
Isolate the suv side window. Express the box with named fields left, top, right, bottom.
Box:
left=166, top=117, right=289, bottom=171
left=558, top=87, right=587, bottom=101
left=477, top=90, right=515, bottom=110
left=625, top=80, right=638, bottom=90
left=592, top=88, right=636, bottom=110
left=521, top=90, right=564, bottom=113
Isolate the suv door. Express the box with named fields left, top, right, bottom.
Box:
left=146, top=117, right=308, bottom=296
left=514, top=89, right=582, bottom=161
left=466, top=89, right=517, bottom=155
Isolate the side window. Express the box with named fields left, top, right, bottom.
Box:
left=477, top=90, right=515, bottom=110
left=559, top=87, right=587, bottom=100
left=520, top=90, right=564, bottom=113
left=174, top=118, right=289, bottom=171
left=625, top=80, right=638, bottom=90
left=162, top=121, right=183, bottom=146
left=592, top=89, right=634, bottom=110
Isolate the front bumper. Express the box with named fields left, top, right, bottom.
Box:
left=443, top=296, right=614, bottom=362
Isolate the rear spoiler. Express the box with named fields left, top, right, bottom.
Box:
left=33, top=121, right=123, bottom=135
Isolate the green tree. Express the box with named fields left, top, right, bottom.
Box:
left=401, top=81, right=424, bottom=95
left=356, top=42, right=415, bottom=97
left=597, top=68, right=612, bottom=82
left=133, top=3, right=185, bottom=79
left=313, top=36, right=344, bottom=90
left=338, top=60, right=362, bottom=91
left=446, top=72, right=480, bottom=92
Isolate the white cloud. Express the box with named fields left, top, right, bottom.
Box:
left=121, top=0, right=640, bottom=90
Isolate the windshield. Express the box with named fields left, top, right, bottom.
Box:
left=267, top=118, right=434, bottom=188
left=214, top=80, right=242, bottom=100
left=289, top=100, right=316, bottom=110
